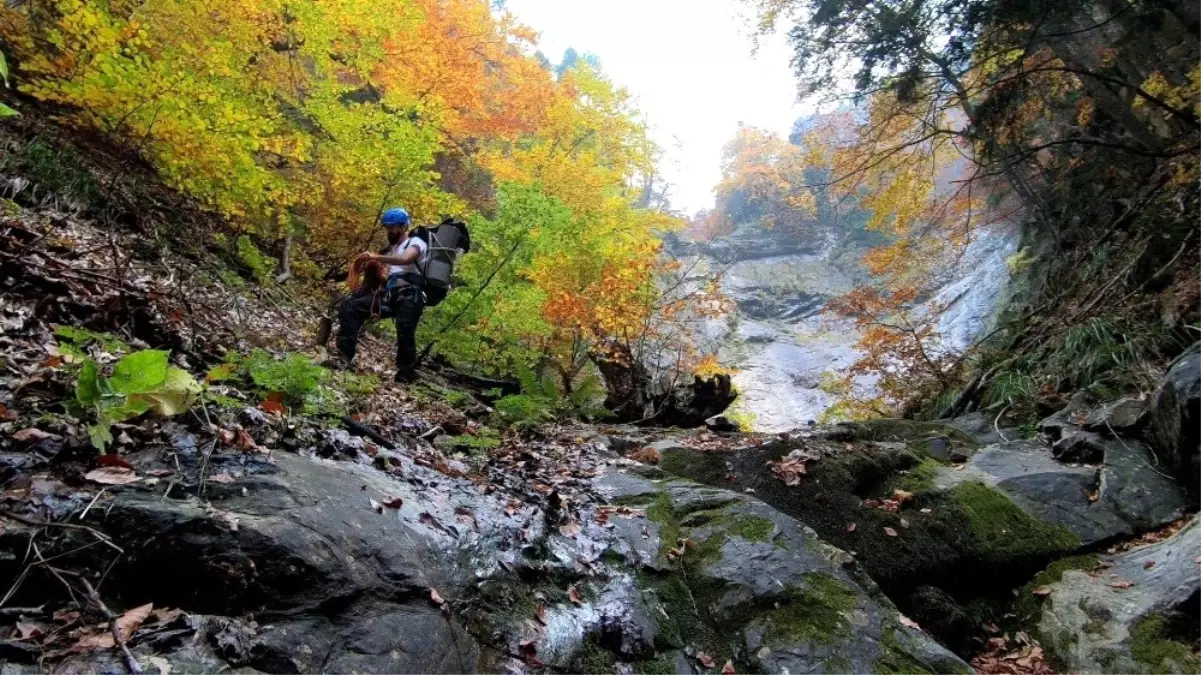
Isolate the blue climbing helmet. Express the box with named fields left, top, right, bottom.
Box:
left=380, top=207, right=410, bottom=228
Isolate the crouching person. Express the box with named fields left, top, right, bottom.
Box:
left=335, top=207, right=429, bottom=383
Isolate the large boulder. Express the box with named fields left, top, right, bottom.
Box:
left=1149, top=343, right=1201, bottom=493
left=1028, top=519, right=1200, bottom=674
left=593, top=468, right=971, bottom=674
left=650, top=420, right=1189, bottom=634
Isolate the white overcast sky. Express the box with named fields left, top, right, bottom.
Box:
left=503, top=0, right=808, bottom=216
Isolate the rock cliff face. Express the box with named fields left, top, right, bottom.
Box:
left=679, top=221, right=1020, bottom=430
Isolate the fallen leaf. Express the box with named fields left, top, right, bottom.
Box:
left=899, top=518, right=910, bottom=529
left=846, top=522, right=857, bottom=533
left=0, top=404, right=13, bottom=421
left=84, top=466, right=139, bottom=485
left=150, top=608, right=183, bottom=624
left=258, top=400, right=285, bottom=415
left=209, top=472, right=236, bottom=484
left=1109, top=580, right=1133, bottom=589
left=1143, top=560, right=1156, bottom=570
left=43, top=355, right=64, bottom=369
left=883, top=527, right=898, bottom=537
left=721, top=660, right=737, bottom=674
left=892, top=489, right=914, bottom=505
left=368, top=498, right=384, bottom=514
left=75, top=603, right=154, bottom=650
left=696, top=651, right=716, bottom=668
left=115, top=600, right=154, bottom=638
left=559, top=520, right=582, bottom=538
left=15, top=620, right=47, bottom=640
left=53, top=609, right=81, bottom=623
left=234, top=429, right=258, bottom=452
left=430, top=588, right=445, bottom=605
left=535, top=604, right=548, bottom=625
left=899, top=614, right=921, bottom=630
left=919, top=508, right=933, bottom=515
left=568, top=584, right=583, bottom=605
left=628, top=447, right=661, bottom=465
left=95, top=454, right=134, bottom=470
left=13, top=428, right=56, bottom=443
left=1032, top=586, right=1052, bottom=597
left=382, top=497, right=404, bottom=509
left=146, top=468, right=174, bottom=477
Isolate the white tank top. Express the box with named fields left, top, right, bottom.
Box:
left=388, top=236, right=428, bottom=276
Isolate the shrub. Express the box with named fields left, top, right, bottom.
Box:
left=236, top=235, right=277, bottom=283
left=244, top=350, right=329, bottom=407
left=494, top=394, right=553, bottom=427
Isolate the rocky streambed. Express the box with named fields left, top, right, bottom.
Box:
left=2, top=371, right=1196, bottom=675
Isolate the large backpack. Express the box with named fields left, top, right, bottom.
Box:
left=416, top=217, right=470, bottom=306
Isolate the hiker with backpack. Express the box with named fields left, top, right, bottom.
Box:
left=334, top=207, right=469, bottom=383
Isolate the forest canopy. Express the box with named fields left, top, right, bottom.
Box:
left=0, top=0, right=721, bottom=394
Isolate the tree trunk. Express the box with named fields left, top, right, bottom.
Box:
left=590, top=340, right=737, bottom=427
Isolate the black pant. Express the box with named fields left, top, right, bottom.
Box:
left=335, top=285, right=424, bottom=375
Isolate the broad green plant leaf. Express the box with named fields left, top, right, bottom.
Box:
left=131, top=367, right=201, bottom=415
left=88, top=423, right=114, bottom=452
left=0, top=50, right=8, bottom=87
left=0, top=103, right=17, bottom=119
left=76, top=360, right=102, bottom=406
left=110, top=350, right=169, bottom=394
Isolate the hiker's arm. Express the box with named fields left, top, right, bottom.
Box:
left=368, top=246, right=421, bottom=266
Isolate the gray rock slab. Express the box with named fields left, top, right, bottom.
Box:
left=1037, top=519, right=1200, bottom=673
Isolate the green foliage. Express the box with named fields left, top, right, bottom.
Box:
left=54, top=325, right=131, bottom=359
left=445, top=428, right=503, bottom=454
left=494, top=394, right=553, bottom=427
left=0, top=49, right=17, bottom=118
left=494, top=363, right=609, bottom=427
left=235, top=235, right=276, bottom=283
left=244, top=350, right=329, bottom=408
left=74, top=350, right=200, bottom=451
left=0, top=140, right=99, bottom=206
left=981, top=314, right=1190, bottom=410
left=216, top=268, right=247, bottom=289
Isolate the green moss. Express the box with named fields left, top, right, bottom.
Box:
left=634, top=655, right=676, bottom=675
left=725, top=515, right=774, bottom=543
left=874, top=619, right=975, bottom=672
left=1129, top=615, right=1201, bottom=674
left=637, top=572, right=725, bottom=658
left=895, top=457, right=945, bottom=493
left=1014, top=554, right=1100, bottom=621
left=646, top=491, right=682, bottom=561
left=758, top=572, right=858, bottom=646
left=680, top=508, right=775, bottom=544
left=658, top=448, right=728, bottom=484
left=951, top=482, right=1079, bottom=559
left=577, top=636, right=618, bottom=674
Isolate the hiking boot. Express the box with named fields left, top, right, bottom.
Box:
left=394, top=369, right=418, bottom=384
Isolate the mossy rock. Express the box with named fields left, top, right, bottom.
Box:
left=656, top=439, right=1081, bottom=617
left=1129, top=615, right=1201, bottom=674
left=830, top=419, right=977, bottom=446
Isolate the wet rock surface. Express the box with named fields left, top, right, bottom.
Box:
left=1149, top=343, right=1201, bottom=493
left=1032, top=519, right=1200, bottom=674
